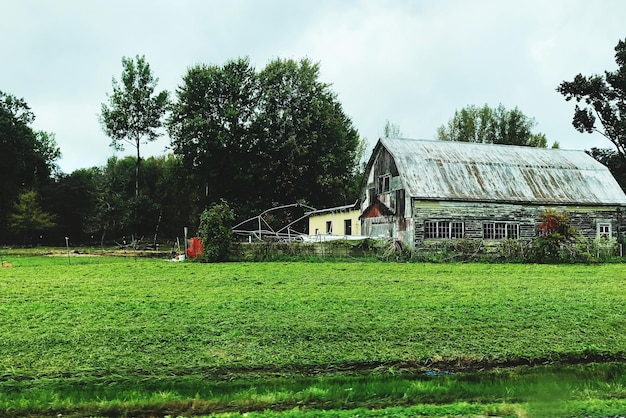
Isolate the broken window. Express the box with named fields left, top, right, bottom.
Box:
left=377, top=174, right=391, bottom=194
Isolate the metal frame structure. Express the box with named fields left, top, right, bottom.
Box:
left=232, top=203, right=316, bottom=242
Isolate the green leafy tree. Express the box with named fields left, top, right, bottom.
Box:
left=256, top=58, right=361, bottom=210
left=167, top=58, right=259, bottom=218
left=557, top=38, right=626, bottom=169
left=83, top=157, right=133, bottom=245
left=198, top=200, right=235, bottom=262
left=43, top=167, right=99, bottom=244
left=9, top=190, right=56, bottom=244
left=140, top=154, right=194, bottom=242
left=436, top=103, right=552, bottom=147
left=100, top=55, right=169, bottom=198
left=168, top=57, right=362, bottom=223
left=0, top=91, right=60, bottom=241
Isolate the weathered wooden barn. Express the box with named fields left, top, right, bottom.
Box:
left=360, top=138, right=626, bottom=248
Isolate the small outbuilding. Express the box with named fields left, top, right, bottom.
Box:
left=360, top=138, right=626, bottom=248
left=307, top=203, right=361, bottom=238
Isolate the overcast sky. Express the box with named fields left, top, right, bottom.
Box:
left=3, top=0, right=625, bottom=173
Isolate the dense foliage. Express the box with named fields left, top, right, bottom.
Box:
left=436, top=103, right=554, bottom=147
left=167, top=57, right=363, bottom=221
left=197, top=200, right=235, bottom=262
left=0, top=91, right=60, bottom=242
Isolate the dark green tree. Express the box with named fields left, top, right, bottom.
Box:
left=0, top=91, right=60, bottom=241
left=167, top=58, right=259, bottom=218
left=436, top=103, right=552, bottom=147
left=43, top=167, right=100, bottom=244
left=138, top=155, right=193, bottom=244
left=255, top=58, right=361, bottom=210
left=100, top=55, right=170, bottom=199
left=557, top=38, right=626, bottom=165
left=167, top=57, right=362, bottom=223
left=83, top=157, right=134, bottom=245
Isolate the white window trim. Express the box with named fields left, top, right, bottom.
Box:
left=597, top=222, right=611, bottom=239
left=424, top=221, right=465, bottom=239
left=484, top=222, right=520, bottom=240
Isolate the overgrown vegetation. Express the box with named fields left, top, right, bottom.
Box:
left=198, top=200, right=235, bottom=262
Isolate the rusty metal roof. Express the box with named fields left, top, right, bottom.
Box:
left=375, top=138, right=626, bottom=205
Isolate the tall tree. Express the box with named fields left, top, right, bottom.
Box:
left=0, top=91, right=60, bottom=240
left=557, top=38, right=626, bottom=164
left=436, top=103, right=551, bottom=147
left=167, top=57, right=362, bottom=222
left=100, top=55, right=169, bottom=198
left=256, top=58, right=361, bottom=210
left=167, top=58, right=258, bottom=217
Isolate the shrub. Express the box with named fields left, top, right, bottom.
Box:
left=198, top=200, right=235, bottom=262
left=532, top=209, right=577, bottom=263
left=493, top=239, right=533, bottom=263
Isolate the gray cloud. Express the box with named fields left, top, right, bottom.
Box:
left=3, top=0, right=625, bottom=173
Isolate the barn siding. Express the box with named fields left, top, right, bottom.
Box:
left=412, top=200, right=624, bottom=245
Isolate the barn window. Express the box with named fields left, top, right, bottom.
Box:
left=424, top=221, right=464, bottom=239
left=326, top=221, right=332, bottom=234
left=344, top=219, right=352, bottom=235
left=450, top=222, right=464, bottom=239
left=377, top=174, right=391, bottom=193
left=506, top=224, right=519, bottom=239
left=483, top=222, right=519, bottom=239
left=597, top=223, right=611, bottom=239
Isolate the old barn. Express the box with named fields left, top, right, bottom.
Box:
left=360, top=138, right=626, bottom=248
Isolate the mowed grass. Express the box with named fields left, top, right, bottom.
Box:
left=2, top=256, right=626, bottom=416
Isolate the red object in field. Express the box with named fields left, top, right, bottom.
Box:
left=187, top=237, right=204, bottom=258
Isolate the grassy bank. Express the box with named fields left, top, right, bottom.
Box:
left=1, top=256, right=626, bottom=416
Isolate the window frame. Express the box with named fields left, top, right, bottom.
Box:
left=424, top=220, right=465, bottom=239
left=597, top=222, right=611, bottom=239
left=483, top=222, right=520, bottom=240
left=377, top=174, right=392, bottom=194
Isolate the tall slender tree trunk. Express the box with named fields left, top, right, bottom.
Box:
left=134, top=138, right=141, bottom=239
left=135, top=139, right=141, bottom=198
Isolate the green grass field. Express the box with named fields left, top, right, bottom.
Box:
left=1, top=255, right=626, bottom=416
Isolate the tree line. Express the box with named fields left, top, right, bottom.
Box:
left=1, top=57, right=364, bottom=246
left=1, top=38, right=625, bottom=246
